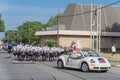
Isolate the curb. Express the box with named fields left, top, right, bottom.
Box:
left=11, top=61, right=36, bottom=64
left=111, top=64, right=120, bottom=68
left=0, top=51, right=7, bottom=53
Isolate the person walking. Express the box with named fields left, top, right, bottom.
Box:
left=111, top=44, right=116, bottom=56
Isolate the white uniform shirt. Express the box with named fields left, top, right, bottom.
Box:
left=111, top=46, right=116, bottom=52
left=43, top=46, right=49, bottom=52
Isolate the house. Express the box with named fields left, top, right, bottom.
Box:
left=35, top=4, right=120, bottom=49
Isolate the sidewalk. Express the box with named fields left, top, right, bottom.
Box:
left=11, top=60, right=36, bottom=64
left=101, top=53, right=120, bottom=68
left=111, top=62, right=120, bottom=68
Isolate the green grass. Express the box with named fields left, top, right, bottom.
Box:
left=101, top=53, right=120, bottom=63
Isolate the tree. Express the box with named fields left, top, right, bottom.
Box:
left=45, top=14, right=62, bottom=29
left=111, top=23, right=120, bottom=32
left=18, top=21, right=44, bottom=44
left=104, top=23, right=120, bottom=32
left=3, top=30, right=17, bottom=43
left=0, top=14, right=5, bottom=32
left=3, top=14, right=62, bottom=44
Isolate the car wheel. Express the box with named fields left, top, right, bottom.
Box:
left=81, top=62, right=89, bottom=72
left=57, top=60, right=64, bottom=69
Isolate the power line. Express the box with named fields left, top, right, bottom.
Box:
left=60, top=0, right=120, bottom=17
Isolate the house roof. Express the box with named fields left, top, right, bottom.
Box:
left=60, top=4, right=120, bottom=32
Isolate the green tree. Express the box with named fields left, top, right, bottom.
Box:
left=18, top=21, right=44, bottom=44
left=0, top=14, right=5, bottom=32
left=45, top=14, right=62, bottom=29
left=3, top=30, right=17, bottom=43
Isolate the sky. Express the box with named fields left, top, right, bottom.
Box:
left=0, top=0, right=120, bottom=38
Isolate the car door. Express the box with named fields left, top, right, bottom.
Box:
left=69, top=53, right=83, bottom=68
left=65, top=52, right=74, bottom=67
left=66, top=55, right=75, bottom=67
left=72, top=52, right=84, bottom=68
left=66, top=54, right=81, bottom=68
left=72, top=57, right=82, bottom=68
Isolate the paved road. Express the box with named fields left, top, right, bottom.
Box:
left=40, top=60, right=120, bottom=80
left=0, top=53, right=54, bottom=80
left=0, top=53, right=120, bottom=80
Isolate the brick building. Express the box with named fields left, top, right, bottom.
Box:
left=35, top=4, right=120, bottom=48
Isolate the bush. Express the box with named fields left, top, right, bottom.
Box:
left=101, top=48, right=120, bottom=53
left=45, top=39, right=57, bottom=47
left=101, top=48, right=111, bottom=53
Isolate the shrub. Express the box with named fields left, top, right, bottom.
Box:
left=45, top=39, right=57, bottom=47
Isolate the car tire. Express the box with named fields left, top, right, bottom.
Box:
left=81, top=62, right=89, bottom=72
left=57, top=60, right=64, bottom=69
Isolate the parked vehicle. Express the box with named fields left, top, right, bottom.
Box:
left=2, top=43, right=8, bottom=50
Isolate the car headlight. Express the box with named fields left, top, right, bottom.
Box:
left=90, top=59, right=95, bottom=63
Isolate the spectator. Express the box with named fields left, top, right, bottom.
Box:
left=111, top=44, right=116, bottom=56
left=0, top=44, right=2, bottom=51
left=7, top=42, right=13, bottom=58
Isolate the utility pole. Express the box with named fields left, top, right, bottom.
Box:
left=29, top=22, right=30, bottom=44
left=90, top=4, right=93, bottom=49
left=16, top=29, right=18, bottom=44
left=57, top=9, right=60, bottom=46
left=98, top=4, right=101, bottom=53
left=91, top=4, right=101, bottom=53
left=14, top=28, right=18, bottom=44
left=96, top=6, right=99, bottom=52
left=91, top=4, right=95, bottom=50
left=96, top=4, right=102, bottom=53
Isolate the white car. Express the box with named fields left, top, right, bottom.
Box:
left=57, top=49, right=111, bottom=72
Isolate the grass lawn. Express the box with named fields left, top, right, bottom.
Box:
left=100, top=52, right=120, bottom=63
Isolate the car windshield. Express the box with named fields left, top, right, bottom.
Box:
left=81, top=50, right=100, bottom=57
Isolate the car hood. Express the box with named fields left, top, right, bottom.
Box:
left=83, top=57, right=110, bottom=64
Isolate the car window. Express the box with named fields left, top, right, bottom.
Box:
left=65, top=51, right=71, bottom=55
left=81, top=50, right=100, bottom=57
left=70, top=53, right=82, bottom=59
